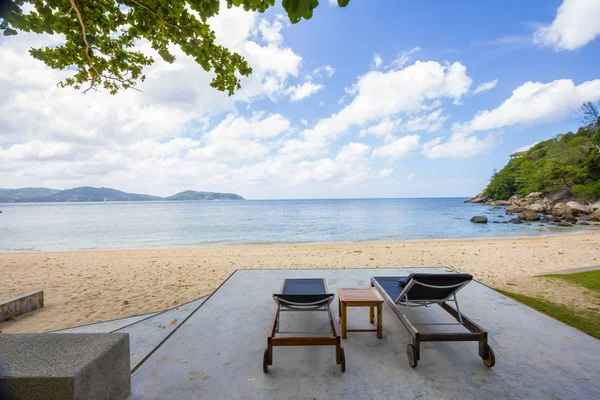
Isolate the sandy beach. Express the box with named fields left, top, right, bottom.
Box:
left=1, top=232, right=600, bottom=334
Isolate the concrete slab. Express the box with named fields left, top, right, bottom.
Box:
left=0, top=290, right=43, bottom=322
left=0, top=333, right=130, bottom=400
left=115, top=296, right=207, bottom=370
left=128, top=268, right=600, bottom=399
left=56, top=312, right=159, bottom=334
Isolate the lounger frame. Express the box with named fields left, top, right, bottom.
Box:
left=371, top=276, right=492, bottom=366
left=265, top=280, right=344, bottom=372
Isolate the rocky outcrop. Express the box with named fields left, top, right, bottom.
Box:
left=518, top=210, right=540, bottom=221
left=464, top=190, right=488, bottom=204
left=566, top=201, right=590, bottom=216
left=557, top=221, right=573, bottom=227
left=591, top=201, right=600, bottom=212
left=591, top=208, right=600, bottom=222
left=485, top=200, right=511, bottom=206
left=470, top=216, right=488, bottom=223
left=506, top=205, right=525, bottom=213
left=552, top=203, right=571, bottom=218
left=526, top=203, right=545, bottom=213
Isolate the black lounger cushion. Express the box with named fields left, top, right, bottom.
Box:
left=274, top=293, right=334, bottom=306
left=374, top=273, right=472, bottom=302
left=281, top=278, right=327, bottom=295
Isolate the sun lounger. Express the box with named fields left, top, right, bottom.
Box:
left=263, top=278, right=345, bottom=373
left=371, top=273, right=495, bottom=368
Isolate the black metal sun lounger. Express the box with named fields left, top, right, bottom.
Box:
left=371, top=273, right=495, bottom=368
left=263, top=278, right=345, bottom=373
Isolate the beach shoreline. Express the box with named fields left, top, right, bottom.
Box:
left=2, top=231, right=600, bottom=333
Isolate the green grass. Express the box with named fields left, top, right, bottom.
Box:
left=539, top=270, right=600, bottom=294
left=496, top=289, right=600, bottom=339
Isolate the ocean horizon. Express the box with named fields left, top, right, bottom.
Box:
left=0, top=198, right=592, bottom=252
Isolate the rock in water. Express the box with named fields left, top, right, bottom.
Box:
left=470, top=216, right=488, bottom=223
left=518, top=210, right=540, bottom=221
left=557, top=221, right=573, bottom=227
left=566, top=201, right=590, bottom=216
left=510, top=218, right=522, bottom=224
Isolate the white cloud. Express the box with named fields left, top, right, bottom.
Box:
left=461, top=79, right=600, bottom=133
left=515, top=142, right=540, bottom=152
left=403, top=109, right=448, bottom=133
left=533, top=0, right=600, bottom=51
left=372, top=135, right=421, bottom=160
left=300, top=119, right=308, bottom=126
left=360, top=119, right=401, bottom=140
left=407, top=172, right=415, bottom=180
left=287, top=81, right=325, bottom=101
left=390, top=47, right=421, bottom=69
left=328, top=0, right=339, bottom=7
left=473, top=79, right=498, bottom=94
left=379, top=168, right=393, bottom=177
left=258, top=18, right=284, bottom=45
left=372, top=54, right=383, bottom=69
left=422, top=132, right=496, bottom=159
left=281, top=60, right=473, bottom=159
left=312, top=65, right=335, bottom=78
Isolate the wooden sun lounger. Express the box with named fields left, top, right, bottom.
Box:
left=371, top=274, right=495, bottom=368
left=263, top=278, right=345, bottom=373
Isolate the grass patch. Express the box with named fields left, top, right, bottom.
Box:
left=539, top=270, right=600, bottom=294
left=496, top=289, right=600, bottom=339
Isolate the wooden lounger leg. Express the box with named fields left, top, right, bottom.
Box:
left=336, top=337, right=342, bottom=364
left=478, top=332, right=488, bottom=359
left=267, top=338, right=273, bottom=365
left=414, top=334, right=421, bottom=361
left=377, top=303, right=383, bottom=339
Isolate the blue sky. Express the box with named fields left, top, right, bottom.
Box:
left=1, top=0, right=600, bottom=199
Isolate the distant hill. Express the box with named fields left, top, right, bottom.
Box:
left=166, top=190, right=244, bottom=201
left=0, top=187, right=61, bottom=202
left=0, top=187, right=244, bottom=203
left=38, top=187, right=162, bottom=202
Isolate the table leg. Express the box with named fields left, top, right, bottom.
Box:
left=338, top=297, right=341, bottom=322
left=341, top=302, right=347, bottom=339
left=369, top=305, right=374, bottom=324
left=377, top=303, right=383, bottom=339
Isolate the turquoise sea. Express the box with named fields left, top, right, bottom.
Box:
left=0, top=198, right=590, bottom=252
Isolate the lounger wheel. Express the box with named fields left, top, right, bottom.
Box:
left=263, top=349, right=269, bottom=373
left=407, top=344, right=418, bottom=368
left=482, top=345, right=495, bottom=368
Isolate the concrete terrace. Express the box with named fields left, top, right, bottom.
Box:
left=61, top=268, right=600, bottom=399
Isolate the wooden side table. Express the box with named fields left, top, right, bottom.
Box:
left=336, top=287, right=384, bottom=339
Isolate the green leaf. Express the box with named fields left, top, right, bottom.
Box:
left=338, top=0, right=350, bottom=6
left=3, top=28, right=17, bottom=36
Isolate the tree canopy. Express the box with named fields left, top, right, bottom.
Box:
left=0, top=0, right=350, bottom=95
left=486, top=103, right=600, bottom=201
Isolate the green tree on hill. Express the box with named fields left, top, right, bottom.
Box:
left=0, top=0, right=349, bottom=95
left=486, top=102, right=600, bottom=201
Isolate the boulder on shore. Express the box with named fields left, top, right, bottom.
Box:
left=590, top=201, right=600, bottom=212
left=526, top=203, right=546, bottom=213
left=591, top=208, right=600, bottom=222
left=552, top=203, right=571, bottom=218
left=470, top=216, right=488, bottom=224
left=506, top=205, right=526, bottom=213
left=518, top=210, right=540, bottom=221
left=566, top=201, right=590, bottom=216
left=464, top=191, right=488, bottom=204
left=508, top=194, right=523, bottom=203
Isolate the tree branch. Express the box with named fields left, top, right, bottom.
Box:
left=69, top=0, right=101, bottom=92
left=128, top=0, right=183, bottom=31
